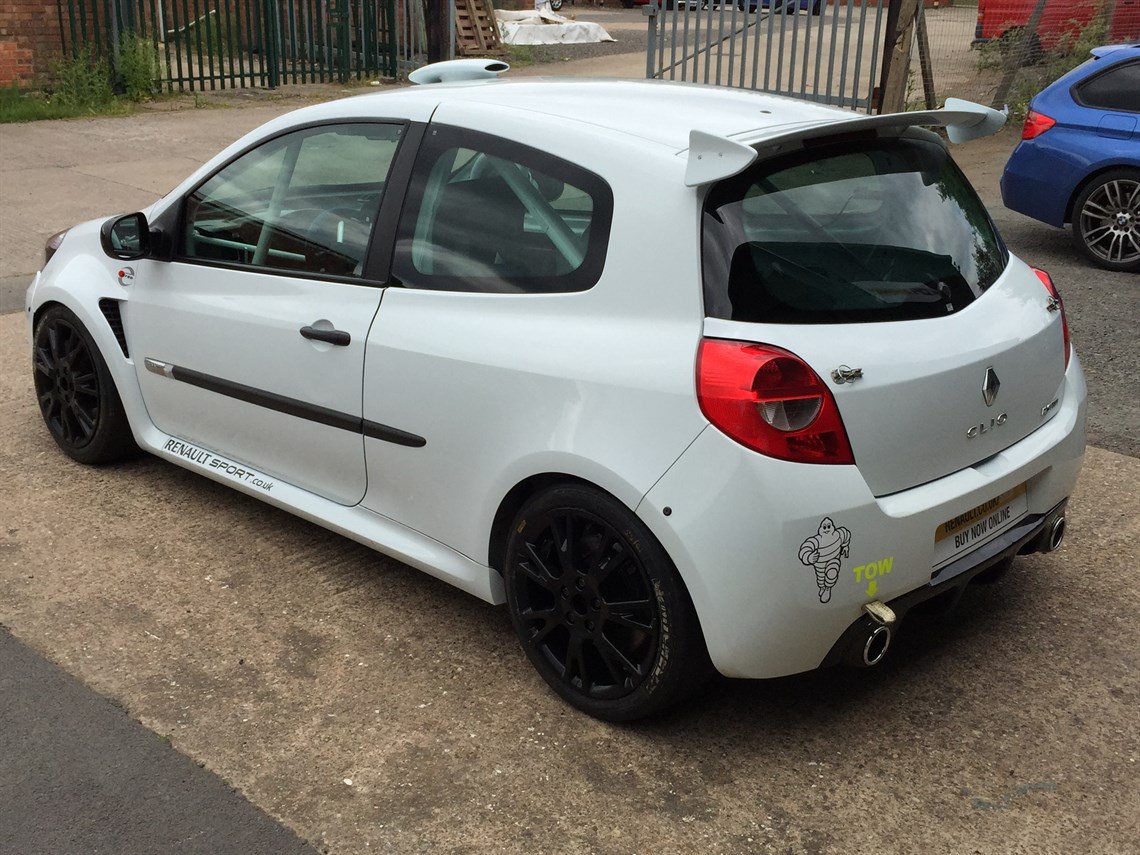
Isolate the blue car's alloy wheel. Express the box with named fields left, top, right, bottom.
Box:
left=1073, top=170, right=1140, bottom=273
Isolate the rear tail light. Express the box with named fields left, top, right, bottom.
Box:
left=1033, top=267, right=1071, bottom=370
left=1021, top=110, right=1056, bottom=140
left=697, top=339, right=854, bottom=465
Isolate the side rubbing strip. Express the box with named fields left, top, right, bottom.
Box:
left=169, top=365, right=361, bottom=432
left=153, top=362, right=427, bottom=448
left=363, top=420, right=427, bottom=448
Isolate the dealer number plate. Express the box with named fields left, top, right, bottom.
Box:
left=933, top=483, right=1028, bottom=567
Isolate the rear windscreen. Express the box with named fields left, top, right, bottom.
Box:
left=702, top=137, right=1007, bottom=324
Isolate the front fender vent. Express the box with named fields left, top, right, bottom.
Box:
left=98, top=298, right=129, bottom=358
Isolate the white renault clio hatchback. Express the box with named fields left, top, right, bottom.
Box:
left=27, top=61, right=1086, bottom=720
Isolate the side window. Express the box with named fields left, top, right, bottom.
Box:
left=1076, top=61, right=1140, bottom=113
left=182, top=123, right=403, bottom=278
left=392, top=127, right=613, bottom=293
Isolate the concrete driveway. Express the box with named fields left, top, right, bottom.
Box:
left=1, top=67, right=1138, bottom=855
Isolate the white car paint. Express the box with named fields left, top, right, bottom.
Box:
left=25, top=74, right=1087, bottom=692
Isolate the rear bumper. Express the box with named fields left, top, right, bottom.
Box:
left=1000, top=143, right=1072, bottom=228
left=819, top=497, right=1067, bottom=668
left=637, top=353, right=1087, bottom=679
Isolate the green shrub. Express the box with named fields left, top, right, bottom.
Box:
left=118, top=33, right=162, bottom=101
left=52, top=47, right=114, bottom=111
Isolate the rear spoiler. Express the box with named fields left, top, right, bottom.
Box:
left=684, top=98, right=1006, bottom=187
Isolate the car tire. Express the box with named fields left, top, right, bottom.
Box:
left=32, top=304, right=137, bottom=464
left=549, top=0, right=563, bottom=9
left=1070, top=169, right=1140, bottom=273
left=504, top=484, right=712, bottom=721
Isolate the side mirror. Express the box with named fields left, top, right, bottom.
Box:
left=100, top=212, right=152, bottom=260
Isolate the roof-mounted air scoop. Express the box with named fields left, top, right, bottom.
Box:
left=408, top=59, right=511, bottom=85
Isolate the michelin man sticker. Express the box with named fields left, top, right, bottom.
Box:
left=798, top=517, right=852, bottom=603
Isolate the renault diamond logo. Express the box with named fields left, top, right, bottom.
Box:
left=982, top=367, right=1000, bottom=407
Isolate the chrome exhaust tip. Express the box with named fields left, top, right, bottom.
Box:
left=1046, top=515, right=1066, bottom=552
left=862, top=624, right=892, bottom=667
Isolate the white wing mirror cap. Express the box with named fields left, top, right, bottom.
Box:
left=408, top=59, right=511, bottom=85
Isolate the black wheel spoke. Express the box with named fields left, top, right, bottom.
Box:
left=71, top=371, right=98, bottom=397
left=71, top=402, right=96, bottom=440
left=596, top=635, right=643, bottom=681
left=33, top=346, right=54, bottom=377
left=562, top=638, right=586, bottom=687
left=592, top=638, right=626, bottom=685
left=63, top=334, right=85, bottom=363
left=59, top=409, right=76, bottom=443
left=605, top=598, right=656, bottom=632
left=46, top=325, right=62, bottom=362
left=587, top=534, right=623, bottom=583
left=551, top=513, right=583, bottom=576
left=521, top=606, right=559, bottom=645
left=520, top=542, right=561, bottom=592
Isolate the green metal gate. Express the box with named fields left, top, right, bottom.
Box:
left=58, top=0, right=398, bottom=92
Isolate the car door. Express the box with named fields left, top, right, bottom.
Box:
left=125, top=121, right=411, bottom=505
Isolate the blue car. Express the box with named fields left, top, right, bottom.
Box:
left=1000, top=43, right=1140, bottom=273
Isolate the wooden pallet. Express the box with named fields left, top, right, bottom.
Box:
left=455, top=0, right=506, bottom=57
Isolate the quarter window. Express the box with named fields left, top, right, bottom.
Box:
left=182, top=123, right=402, bottom=279
left=1075, top=61, right=1140, bottom=113
left=392, top=127, right=612, bottom=293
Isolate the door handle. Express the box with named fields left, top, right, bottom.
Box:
left=300, top=325, right=351, bottom=346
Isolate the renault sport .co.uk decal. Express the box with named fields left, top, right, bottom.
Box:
left=162, top=438, right=275, bottom=493
left=798, top=517, right=851, bottom=604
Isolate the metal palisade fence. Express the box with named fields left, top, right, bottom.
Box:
left=645, top=0, right=1140, bottom=115
left=646, top=0, right=892, bottom=112
left=58, top=0, right=398, bottom=92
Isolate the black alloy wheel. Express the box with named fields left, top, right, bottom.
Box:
left=33, top=305, right=136, bottom=464
left=505, top=485, right=711, bottom=721
left=1072, top=169, right=1140, bottom=273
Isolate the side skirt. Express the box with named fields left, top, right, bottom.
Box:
left=136, top=424, right=506, bottom=605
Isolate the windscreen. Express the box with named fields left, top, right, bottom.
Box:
left=702, top=136, right=1007, bottom=324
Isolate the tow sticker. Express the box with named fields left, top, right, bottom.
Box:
left=798, top=517, right=852, bottom=604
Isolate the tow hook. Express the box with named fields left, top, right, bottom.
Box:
left=853, top=601, right=896, bottom=667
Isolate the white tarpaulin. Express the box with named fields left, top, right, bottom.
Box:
left=495, top=10, right=615, bottom=45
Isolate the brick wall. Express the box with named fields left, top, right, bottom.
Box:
left=0, top=1, right=65, bottom=86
